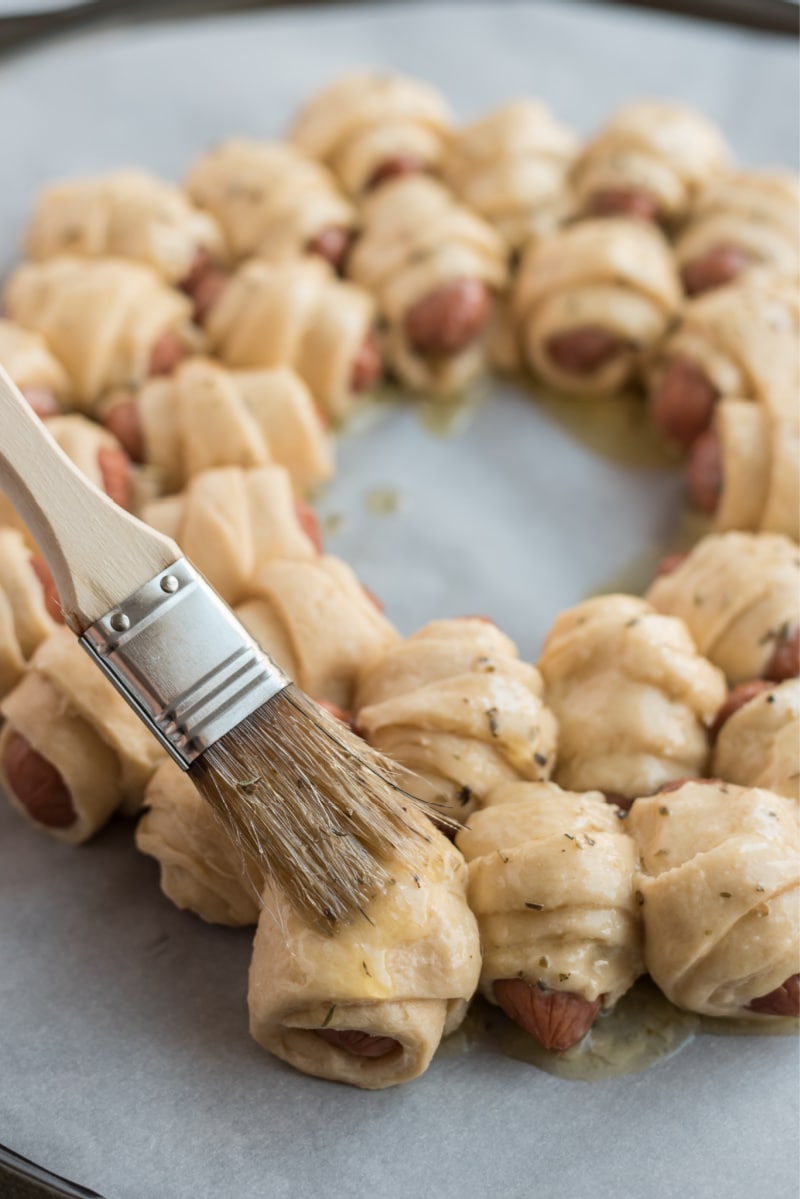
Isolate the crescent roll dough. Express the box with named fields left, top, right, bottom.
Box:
left=235, top=556, right=398, bottom=709
left=111, top=358, right=333, bottom=495
left=347, top=175, right=508, bottom=394
left=25, top=170, right=227, bottom=284
left=4, top=257, right=199, bottom=410
left=675, top=171, right=800, bottom=292
left=354, top=619, right=558, bottom=822
left=442, top=100, right=578, bottom=249
left=538, top=595, right=726, bottom=800
left=628, top=781, right=799, bottom=1017
left=457, top=782, right=643, bottom=1036
left=290, top=70, right=451, bottom=197
left=205, top=258, right=378, bottom=420
left=572, top=100, right=730, bottom=224
left=0, top=318, right=72, bottom=410
left=0, top=529, right=57, bottom=699
left=186, top=139, right=354, bottom=264
left=136, top=759, right=261, bottom=926
left=713, top=680, right=799, bottom=802
left=248, top=823, right=480, bottom=1088
left=646, top=532, right=800, bottom=685
left=648, top=269, right=800, bottom=407
left=513, top=219, right=681, bottom=394
left=142, top=464, right=317, bottom=606
left=710, top=387, right=799, bottom=542
left=0, top=627, right=163, bottom=842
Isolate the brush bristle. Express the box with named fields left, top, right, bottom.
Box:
left=189, top=685, right=435, bottom=930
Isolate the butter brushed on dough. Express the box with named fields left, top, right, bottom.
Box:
left=513, top=219, right=681, bottom=395
left=628, top=781, right=800, bottom=1016
left=136, top=759, right=261, bottom=926
left=713, top=680, right=800, bottom=801
left=538, top=594, right=726, bottom=799
left=647, top=532, right=800, bottom=684
left=355, top=619, right=557, bottom=822
left=235, top=556, right=398, bottom=710
left=248, top=823, right=480, bottom=1089
left=458, top=781, right=643, bottom=1007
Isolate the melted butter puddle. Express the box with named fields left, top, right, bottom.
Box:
left=439, top=979, right=797, bottom=1081
left=529, top=382, right=684, bottom=471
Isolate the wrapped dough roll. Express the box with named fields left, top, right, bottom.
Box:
left=4, top=257, right=200, bottom=411
left=647, top=268, right=800, bottom=446
left=628, top=781, right=800, bottom=1017
left=235, top=555, right=398, bottom=710
left=442, top=100, right=578, bottom=250
left=712, top=679, right=799, bottom=802
left=676, top=170, right=800, bottom=296
left=347, top=176, right=508, bottom=395
left=537, top=595, right=726, bottom=802
left=571, top=100, right=730, bottom=225
left=24, top=170, right=227, bottom=289
left=512, top=219, right=681, bottom=395
left=457, top=781, right=644, bottom=1051
left=686, top=387, right=800, bottom=542
left=355, top=619, right=558, bottom=822
left=103, top=358, right=333, bottom=495
left=0, top=318, right=72, bottom=417
left=136, top=759, right=261, bottom=926
left=647, top=532, right=800, bottom=685
left=186, top=139, right=355, bottom=271
left=142, top=464, right=318, bottom=606
left=248, top=823, right=480, bottom=1088
left=0, top=414, right=137, bottom=541
left=0, top=627, right=163, bottom=842
left=203, top=258, right=381, bottom=420
left=0, top=529, right=59, bottom=699
left=290, top=70, right=451, bottom=196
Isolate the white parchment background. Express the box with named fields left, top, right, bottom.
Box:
left=0, top=4, right=798, bottom=1198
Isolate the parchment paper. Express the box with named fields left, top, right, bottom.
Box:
left=0, top=5, right=798, bottom=1198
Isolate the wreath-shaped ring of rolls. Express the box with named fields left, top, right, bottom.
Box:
left=1, top=71, right=798, bottom=1091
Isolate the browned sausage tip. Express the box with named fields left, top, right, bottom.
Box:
left=367, top=154, right=426, bottom=191
left=710, top=681, right=772, bottom=742
left=603, top=791, right=634, bottom=813
left=649, top=355, right=719, bottom=447
left=545, top=327, right=626, bottom=376
left=149, top=330, right=187, bottom=377
left=97, top=445, right=133, bottom=512
left=681, top=244, right=754, bottom=297
left=19, top=386, right=59, bottom=420
left=350, top=330, right=383, bottom=393
left=102, top=396, right=145, bottom=464
left=3, top=731, right=76, bottom=829
left=405, top=279, right=490, bottom=357
left=748, top=974, right=800, bottom=1018
left=587, top=188, right=660, bottom=223
left=306, top=226, right=352, bottom=273
left=654, top=551, right=689, bottom=580
left=764, top=624, right=799, bottom=683
left=686, top=429, right=723, bottom=515
left=294, top=500, right=323, bottom=553
left=494, top=978, right=601, bottom=1053
left=316, top=1028, right=400, bottom=1058
left=29, top=556, right=64, bottom=624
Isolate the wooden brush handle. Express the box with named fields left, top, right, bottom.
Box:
left=0, top=366, right=180, bottom=632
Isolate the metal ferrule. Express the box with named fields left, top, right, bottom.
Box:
left=80, top=559, right=290, bottom=769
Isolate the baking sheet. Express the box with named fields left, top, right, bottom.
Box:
left=0, top=4, right=798, bottom=1197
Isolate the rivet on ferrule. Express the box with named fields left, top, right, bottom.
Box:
left=110, top=612, right=130, bottom=632
left=160, top=574, right=179, bottom=594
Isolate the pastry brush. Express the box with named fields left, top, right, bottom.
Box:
left=0, top=366, right=429, bottom=929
